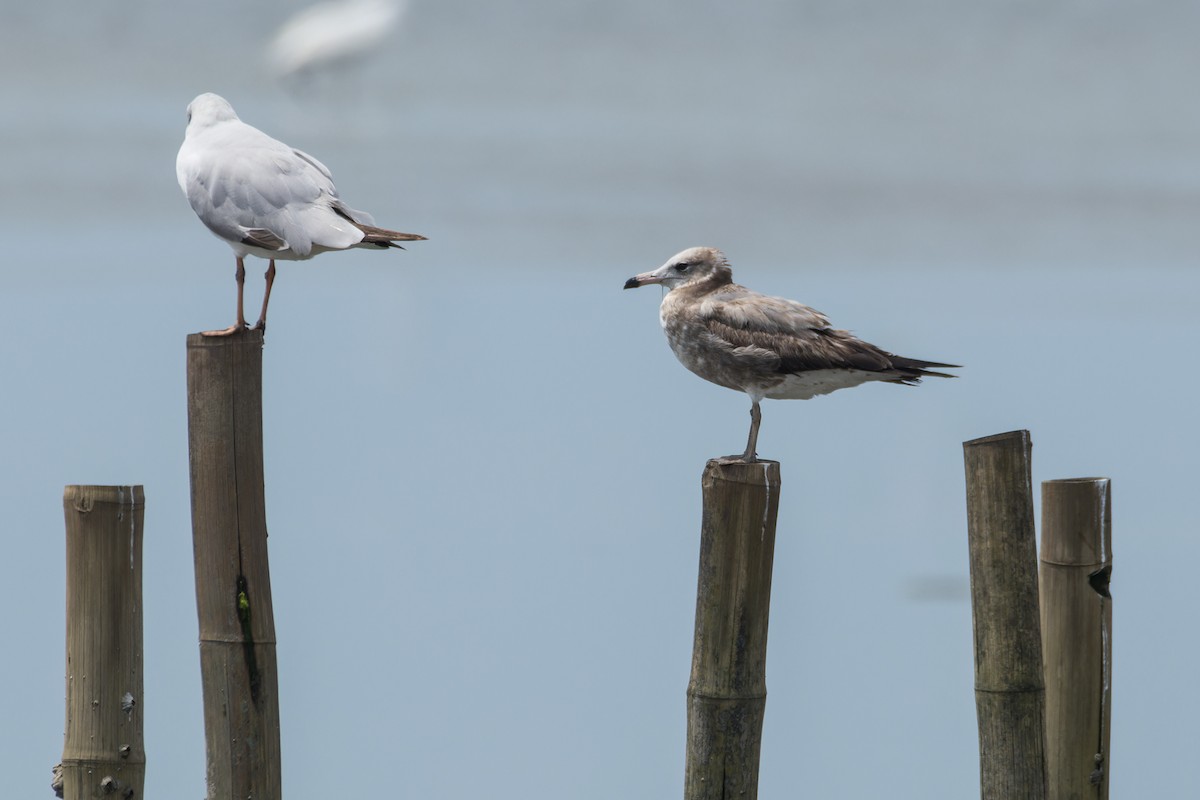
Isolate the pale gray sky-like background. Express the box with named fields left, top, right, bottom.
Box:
left=2, top=1, right=1198, bottom=797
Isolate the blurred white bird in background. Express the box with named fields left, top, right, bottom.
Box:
left=267, top=0, right=407, bottom=80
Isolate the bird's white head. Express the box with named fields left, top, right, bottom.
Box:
left=184, top=93, right=240, bottom=132
left=623, top=246, right=731, bottom=291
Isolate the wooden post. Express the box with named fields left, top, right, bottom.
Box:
left=684, top=459, right=780, bottom=800
left=186, top=331, right=282, bottom=799
left=1041, top=478, right=1112, bottom=799
left=963, top=430, right=1048, bottom=799
left=61, top=485, right=146, bottom=800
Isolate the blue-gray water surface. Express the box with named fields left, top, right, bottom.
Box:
left=2, top=1, right=1198, bottom=796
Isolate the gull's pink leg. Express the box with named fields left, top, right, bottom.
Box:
left=719, top=399, right=763, bottom=464
left=202, top=257, right=250, bottom=337
left=252, top=260, right=276, bottom=334
left=742, top=400, right=762, bottom=463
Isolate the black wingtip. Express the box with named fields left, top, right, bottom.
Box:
left=891, top=356, right=961, bottom=378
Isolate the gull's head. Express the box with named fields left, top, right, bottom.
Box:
left=623, top=246, right=731, bottom=291
left=185, top=93, right=240, bottom=131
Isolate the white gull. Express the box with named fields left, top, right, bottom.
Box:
left=624, top=247, right=958, bottom=463
left=176, top=92, right=425, bottom=335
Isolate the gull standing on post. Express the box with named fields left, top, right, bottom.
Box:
left=176, top=92, right=426, bottom=336
left=624, top=247, right=958, bottom=463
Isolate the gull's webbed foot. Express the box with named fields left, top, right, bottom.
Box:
left=201, top=322, right=251, bottom=337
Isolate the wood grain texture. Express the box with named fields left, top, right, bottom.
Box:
left=186, top=330, right=281, bottom=800
left=1041, top=478, right=1112, bottom=800
left=963, top=430, right=1048, bottom=800
left=685, top=459, right=780, bottom=800
left=61, top=485, right=145, bottom=800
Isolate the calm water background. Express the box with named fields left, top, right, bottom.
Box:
left=2, top=1, right=1198, bottom=796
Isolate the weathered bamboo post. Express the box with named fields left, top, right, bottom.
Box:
left=963, top=430, right=1047, bottom=799
left=684, top=458, right=780, bottom=800
left=1041, top=478, right=1112, bottom=799
left=186, top=330, right=282, bottom=799
left=60, top=485, right=146, bottom=800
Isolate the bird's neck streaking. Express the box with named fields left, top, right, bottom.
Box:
left=659, top=273, right=731, bottom=331
left=663, top=265, right=734, bottom=300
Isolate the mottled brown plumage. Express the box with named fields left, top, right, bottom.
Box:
left=624, top=246, right=958, bottom=462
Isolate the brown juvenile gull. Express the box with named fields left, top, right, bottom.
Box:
left=624, top=247, right=958, bottom=463
left=176, top=92, right=426, bottom=336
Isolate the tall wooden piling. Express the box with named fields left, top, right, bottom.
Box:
left=685, top=458, right=780, bottom=800
left=1041, top=478, right=1112, bottom=799
left=186, top=331, right=282, bottom=799
left=61, top=485, right=146, bottom=800
left=963, top=430, right=1047, bottom=799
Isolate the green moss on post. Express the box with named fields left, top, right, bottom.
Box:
left=186, top=330, right=281, bottom=800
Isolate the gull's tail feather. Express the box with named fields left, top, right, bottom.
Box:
left=358, top=224, right=427, bottom=248
left=333, top=204, right=426, bottom=248
left=889, top=355, right=960, bottom=382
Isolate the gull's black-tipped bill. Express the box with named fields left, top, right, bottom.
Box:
left=624, top=270, right=665, bottom=290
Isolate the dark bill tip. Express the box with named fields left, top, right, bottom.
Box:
left=623, top=277, right=641, bottom=290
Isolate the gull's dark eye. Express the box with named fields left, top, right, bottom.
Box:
left=675, top=262, right=691, bottom=273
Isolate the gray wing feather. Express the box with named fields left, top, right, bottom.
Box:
left=178, top=121, right=366, bottom=256
left=698, top=287, right=898, bottom=375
